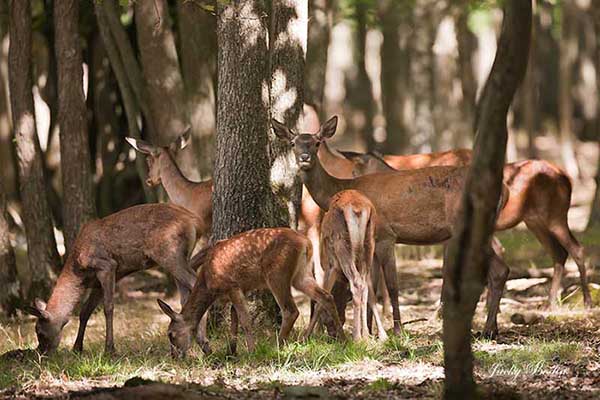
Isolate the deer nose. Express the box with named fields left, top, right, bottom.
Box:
left=299, top=154, right=311, bottom=163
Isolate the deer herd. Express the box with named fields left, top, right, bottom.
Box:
left=24, top=112, right=592, bottom=358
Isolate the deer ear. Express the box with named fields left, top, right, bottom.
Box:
left=24, top=300, right=50, bottom=320
left=171, top=125, right=192, bottom=151
left=318, top=116, right=338, bottom=140
left=157, top=299, right=181, bottom=321
left=125, top=137, right=157, bottom=155
left=271, top=119, right=296, bottom=141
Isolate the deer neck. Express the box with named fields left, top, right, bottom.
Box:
left=318, top=141, right=349, bottom=172
left=45, top=259, right=85, bottom=326
left=159, top=151, right=195, bottom=209
left=300, top=157, right=347, bottom=211
left=180, top=276, right=210, bottom=333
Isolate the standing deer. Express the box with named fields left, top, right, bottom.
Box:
left=272, top=115, right=511, bottom=338
left=157, top=228, right=345, bottom=358
left=306, top=190, right=387, bottom=341
left=341, top=149, right=591, bottom=309
left=24, top=204, right=206, bottom=354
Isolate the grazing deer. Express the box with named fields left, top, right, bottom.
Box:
left=341, top=150, right=591, bottom=309
left=306, top=190, right=387, bottom=341
left=24, top=204, right=206, bottom=354
left=157, top=228, right=345, bottom=358
left=273, top=115, right=512, bottom=338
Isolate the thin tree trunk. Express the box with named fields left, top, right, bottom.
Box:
left=305, top=0, right=333, bottom=117
left=443, top=1, right=531, bottom=398
left=54, top=0, right=96, bottom=254
left=559, top=0, right=581, bottom=180
left=269, top=0, right=307, bottom=229
left=379, top=1, right=410, bottom=153
left=212, top=0, right=274, bottom=240
left=94, top=2, right=157, bottom=203
left=587, top=0, right=600, bottom=230
left=177, top=1, right=217, bottom=179
left=8, top=0, right=60, bottom=300
left=523, top=0, right=538, bottom=159
left=455, top=6, right=477, bottom=142
left=0, top=186, right=19, bottom=316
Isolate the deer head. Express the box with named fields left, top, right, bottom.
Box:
left=272, top=116, right=338, bottom=171
left=126, top=129, right=191, bottom=187
left=24, top=299, right=65, bottom=353
left=157, top=299, right=193, bottom=359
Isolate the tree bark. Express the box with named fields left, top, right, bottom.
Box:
left=442, top=1, right=531, bottom=398
left=0, top=184, right=19, bottom=316
left=588, top=0, right=600, bottom=230
left=177, top=1, right=217, bottom=179
left=379, top=1, right=410, bottom=153
left=455, top=5, right=477, bottom=141
left=54, top=0, right=96, bottom=254
left=94, top=2, right=157, bottom=203
left=212, top=0, right=274, bottom=241
left=8, top=0, right=60, bottom=300
left=305, top=0, right=332, bottom=117
left=269, top=0, right=307, bottom=229
left=523, top=0, right=538, bottom=159
left=558, top=0, right=581, bottom=180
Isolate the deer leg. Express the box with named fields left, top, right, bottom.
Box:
left=229, top=290, right=255, bottom=352
left=306, top=266, right=339, bottom=339
left=228, top=304, right=238, bottom=355
left=294, top=276, right=345, bottom=341
left=97, top=269, right=116, bottom=354
left=549, top=225, right=592, bottom=309
left=377, top=241, right=402, bottom=334
left=483, top=250, right=510, bottom=339
left=73, top=287, right=103, bottom=353
left=525, top=222, right=568, bottom=309
left=367, top=273, right=388, bottom=341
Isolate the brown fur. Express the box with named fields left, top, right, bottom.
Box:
left=25, top=203, right=203, bottom=354
left=157, top=228, right=345, bottom=358
left=307, top=190, right=387, bottom=341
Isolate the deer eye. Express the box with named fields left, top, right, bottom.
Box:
left=315, top=142, right=320, bottom=147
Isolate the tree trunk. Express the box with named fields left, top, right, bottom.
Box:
left=558, top=0, right=581, bottom=180
left=177, top=1, right=217, bottom=179
left=443, top=1, right=531, bottom=398
left=94, top=2, right=157, bottom=203
left=54, top=0, right=96, bottom=254
left=135, top=0, right=199, bottom=182
left=523, top=0, right=538, bottom=159
left=0, top=186, right=19, bottom=316
left=455, top=5, right=477, bottom=142
left=588, top=0, right=600, bottom=230
left=8, top=0, right=60, bottom=300
left=269, top=0, right=307, bottom=229
left=379, top=1, right=410, bottom=153
left=305, top=0, right=333, bottom=117
left=212, top=0, right=274, bottom=240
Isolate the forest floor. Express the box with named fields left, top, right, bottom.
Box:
left=1, top=226, right=600, bottom=399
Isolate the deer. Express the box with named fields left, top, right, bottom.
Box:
left=272, top=115, right=513, bottom=338
left=156, top=227, right=345, bottom=358
left=24, top=203, right=208, bottom=354
left=341, top=150, right=592, bottom=309
left=305, top=190, right=388, bottom=341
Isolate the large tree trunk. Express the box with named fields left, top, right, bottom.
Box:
left=269, top=0, right=307, bottom=229
left=8, top=0, right=60, bottom=300
left=212, top=0, right=274, bottom=240
left=54, top=0, right=96, bottom=254
left=558, top=0, right=581, bottom=180
left=0, top=186, right=19, bottom=316
left=379, top=1, right=410, bottom=153
left=305, top=0, right=333, bottom=117
left=177, top=1, right=217, bottom=179
left=588, top=0, right=600, bottom=230
left=135, top=0, right=196, bottom=179
left=442, top=1, right=531, bottom=398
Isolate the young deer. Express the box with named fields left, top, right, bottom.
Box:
left=157, top=228, right=345, bottom=358
left=24, top=204, right=205, bottom=354
left=306, top=190, right=387, bottom=341
left=273, top=116, right=511, bottom=338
